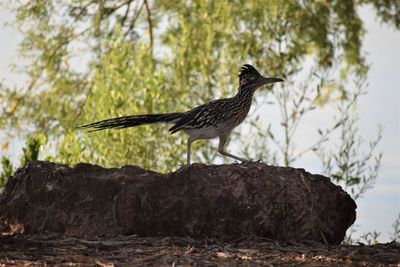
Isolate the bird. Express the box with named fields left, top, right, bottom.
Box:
left=77, top=64, right=283, bottom=165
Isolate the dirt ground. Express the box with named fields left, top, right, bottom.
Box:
left=0, top=233, right=398, bottom=266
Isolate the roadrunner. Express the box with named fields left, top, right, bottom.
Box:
left=78, top=64, right=283, bottom=164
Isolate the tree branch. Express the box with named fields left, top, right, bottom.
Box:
left=144, top=0, right=154, bottom=58
left=124, top=0, right=146, bottom=38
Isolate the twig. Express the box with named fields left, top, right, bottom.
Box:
left=125, top=0, right=146, bottom=38
left=120, top=0, right=132, bottom=27
left=144, top=0, right=153, bottom=58
left=5, top=1, right=134, bottom=118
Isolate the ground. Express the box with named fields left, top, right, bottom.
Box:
left=0, top=233, right=398, bottom=266
left=0, top=162, right=397, bottom=266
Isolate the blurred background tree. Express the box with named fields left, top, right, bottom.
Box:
left=0, top=0, right=398, bottom=202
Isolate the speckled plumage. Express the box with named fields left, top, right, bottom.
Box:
left=78, top=64, right=283, bottom=164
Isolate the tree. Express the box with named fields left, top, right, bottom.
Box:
left=0, top=1, right=398, bottom=191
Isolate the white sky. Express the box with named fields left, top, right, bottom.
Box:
left=0, top=5, right=399, bottom=242
left=350, top=7, right=400, bottom=241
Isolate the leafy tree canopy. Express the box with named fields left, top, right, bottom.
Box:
left=1, top=0, right=397, bottom=172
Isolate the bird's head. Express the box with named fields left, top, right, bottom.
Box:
left=239, top=64, right=283, bottom=90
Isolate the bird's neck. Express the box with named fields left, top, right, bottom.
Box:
left=229, top=87, right=256, bottom=126
left=235, top=87, right=256, bottom=103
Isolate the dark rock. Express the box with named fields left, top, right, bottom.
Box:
left=0, top=161, right=356, bottom=244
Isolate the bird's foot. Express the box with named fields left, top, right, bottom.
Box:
left=246, top=158, right=264, bottom=163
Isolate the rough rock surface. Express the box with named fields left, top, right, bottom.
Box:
left=0, top=161, right=356, bottom=245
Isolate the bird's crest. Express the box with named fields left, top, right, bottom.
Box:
left=239, top=64, right=262, bottom=87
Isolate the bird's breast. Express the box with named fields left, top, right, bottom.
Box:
left=183, top=127, right=226, bottom=140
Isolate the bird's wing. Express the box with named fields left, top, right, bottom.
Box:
left=169, top=98, right=231, bottom=134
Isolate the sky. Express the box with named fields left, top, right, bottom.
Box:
left=0, top=5, right=399, bottom=242
left=353, top=7, right=400, bottom=241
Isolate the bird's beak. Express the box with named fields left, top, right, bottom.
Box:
left=256, top=77, right=284, bottom=89
left=263, top=77, right=284, bottom=84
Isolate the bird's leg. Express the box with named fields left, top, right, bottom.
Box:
left=218, top=134, right=248, bottom=163
left=187, top=137, right=193, bottom=165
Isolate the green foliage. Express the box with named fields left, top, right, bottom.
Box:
left=0, top=134, right=45, bottom=191
left=359, top=231, right=381, bottom=245
left=59, top=28, right=187, bottom=170
left=343, top=227, right=381, bottom=245
left=344, top=213, right=400, bottom=245
left=20, top=135, right=45, bottom=167
left=0, top=157, right=13, bottom=189
left=0, top=0, right=389, bottom=170
left=316, top=77, right=383, bottom=200
left=0, top=1, right=394, bottom=174
left=360, top=0, right=400, bottom=28
left=390, top=213, right=400, bottom=242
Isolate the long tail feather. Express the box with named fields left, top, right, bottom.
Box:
left=77, top=112, right=183, bottom=132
